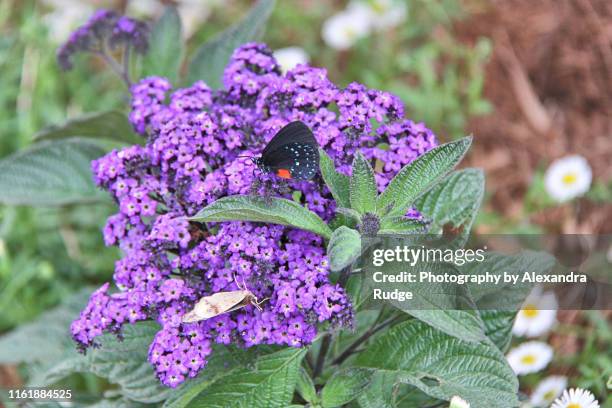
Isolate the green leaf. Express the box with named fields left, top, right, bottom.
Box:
left=190, top=195, right=332, bottom=239
left=142, top=6, right=183, bottom=82
left=186, top=0, right=276, bottom=88
left=321, top=368, right=374, bottom=407
left=405, top=309, right=486, bottom=344
left=295, top=368, right=318, bottom=404
left=34, top=111, right=142, bottom=145
left=188, top=347, right=306, bottom=408
left=335, top=207, right=362, bottom=223
left=34, top=322, right=171, bottom=403
left=356, top=371, right=397, bottom=408
left=319, top=149, right=350, bottom=208
left=413, top=168, right=484, bottom=242
left=479, top=310, right=516, bottom=353
left=378, top=217, right=429, bottom=235
left=377, top=137, right=472, bottom=218
left=354, top=320, right=519, bottom=408
left=0, top=289, right=91, bottom=364
left=462, top=250, right=555, bottom=351
left=0, top=139, right=107, bottom=206
left=328, top=226, right=362, bottom=272
left=369, top=258, right=486, bottom=343
left=350, top=151, right=378, bottom=214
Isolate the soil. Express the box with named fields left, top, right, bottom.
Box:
left=455, top=0, right=612, bottom=233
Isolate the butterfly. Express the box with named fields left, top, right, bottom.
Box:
left=250, top=121, right=319, bottom=180
left=182, top=277, right=268, bottom=323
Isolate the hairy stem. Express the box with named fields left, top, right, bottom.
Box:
left=312, top=333, right=332, bottom=379
left=332, top=313, right=401, bottom=366
left=96, top=46, right=131, bottom=87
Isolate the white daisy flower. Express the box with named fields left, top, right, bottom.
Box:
left=348, top=0, right=407, bottom=30
left=506, top=341, right=553, bottom=375
left=449, top=395, right=470, bottom=408
left=529, top=375, right=567, bottom=407
left=129, top=0, right=218, bottom=38
left=544, top=155, right=592, bottom=202
left=322, top=8, right=371, bottom=50
left=273, top=47, right=310, bottom=73
left=551, top=388, right=600, bottom=408
left=512, top=286, right=558, bottom=338
left=41, top=0, right=94, bottom=44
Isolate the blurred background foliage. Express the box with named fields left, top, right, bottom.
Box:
left=0, top=0, right=609, bottom=405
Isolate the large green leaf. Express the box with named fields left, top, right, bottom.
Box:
left=34, top=111, right=142, bottom=145
left=377, top=137, right=472, bottom=218
left=0, top=139, right=107, bottom=206
left=142, top=6, right=183, bottom=82
left=413, top=168, right=484, bottom=243
left=462, top=250, right=555, bottom=351
left=295, top=367, right=318, bottom=404
left=327, top=226, right=362, bottom=272
left=190, top=195, right=332, bottom=239
left=187, top=347, right=306, bottom=408
left=350, top=151, right=378, bottom=214
left=367, top=257, right=486, bottom=343
left=186, top=0, right=276, bottom=88
left=319, top=149, right=350, bottom=208
left=479, top=310, right=516, bottom=353
left=321, top=368, right=374, bottom=407
left=354, top=320, right=519, bottom=408
left=0, top=289, right=91, bottom=364
left=356, top=371, right=397, bottom=408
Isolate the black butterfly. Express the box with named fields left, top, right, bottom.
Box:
left=251, top=121, right=319, bottom=180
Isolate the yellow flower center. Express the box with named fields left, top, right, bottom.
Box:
left=562, top=172, right=578, bottom=185
left=520, top=354, right=536, bottom=365
left=522, top=304, right=539, bottom=318
left=543, top=390, right=556, bottom=400
left=567, top=404, right=581, bottom=408
left=344, top=27, right=356, bottom=40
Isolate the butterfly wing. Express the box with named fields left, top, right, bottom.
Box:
left=261, top=121, right=319, bottom=180
left=182, top=291, right=249, bottom=323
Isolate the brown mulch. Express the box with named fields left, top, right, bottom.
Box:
left=455, top=0, right=612, bottom=233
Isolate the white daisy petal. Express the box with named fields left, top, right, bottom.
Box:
left=529, top=375, right=567, bottom=407
left=449, top=395, right=470, bottom=408
left=544, top=155, right=592, bottom=202
left=551, top=387, right=600, bottom=408
left=273, top=47, right=310, bottom=73
left=348, top=0, right=407, bottom=30
left=512, top=286, right=558, bottom=338
left=322, top=9, right=371, bottom=50
left=506, top=341, right=553, bottom=375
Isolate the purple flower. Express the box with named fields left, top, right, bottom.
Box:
left=57, top=10, right=149, bottom=71
left=72, top=40, right=439, bottom=387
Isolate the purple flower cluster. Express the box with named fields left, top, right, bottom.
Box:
left=71, top=41, right=438, bottom=387
left=57, top=9, right=149, bottom=70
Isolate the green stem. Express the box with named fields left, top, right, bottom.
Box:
left=96, top=46, right=131, bottom=87
left=312, top=333, right=332, bottom=379
left=332, top=312, right=401, bottom=366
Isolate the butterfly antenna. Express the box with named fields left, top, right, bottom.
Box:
left=232, top=273, right=242, bottom=290
left=253, top=297, right=269, bottom=311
